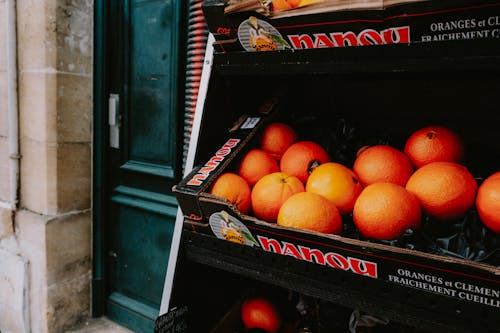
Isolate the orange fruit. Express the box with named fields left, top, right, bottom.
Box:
left=299, top=0, right=324, bottom=6
left=306, top=162, right=363, bottom=215
left=271, top=0, right=292, bottom=10
left=404, top=125, right=464, bottom=168
left=280, top=141, right=330, bottom=184
left=353, top=145, right=414, bottom=187
left=476, top=171, right=500, bottom=233
left=238, top=149, right=279, bottom=187
left=287, top=0, right=301, bottom=8
left=406, top=162, right=477, bottom=221
left=241, top=297, right=282, bottom=333
left=278, top=192, right=342, bottom=234
left=260, top=122, right=298, bottom=160
left=353, top=183, right=421, bottom=240
left=210, top=173, right=251, bottom=214
left=251, top=172, right=304, bottom=222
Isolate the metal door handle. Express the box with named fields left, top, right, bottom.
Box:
left=109, top=94, right=120, bottom=148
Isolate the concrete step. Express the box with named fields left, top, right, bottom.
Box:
left=66, top=317, right=134, bottom=333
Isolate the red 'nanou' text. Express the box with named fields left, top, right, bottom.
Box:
left=257, top=235, right=378, bottom=278
left=287, top=26, right=410, bottom=49
left=186, top=138, right=240, bottom=186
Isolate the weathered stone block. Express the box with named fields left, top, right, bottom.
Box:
left=20, top=140, right=91, bottom=214
left=17, top=0, right=57, bottom=70
left=55, top=0, right=93, bottom=75
left=19, top=72, right=57, bottom=143
left=57, top=74, right=91, bottom=143
left=46, top=211, right=91, bottom=285
left=0, top=207, right=13, bottom=238
left=47, top=274, right=90, bottom=333
left=0, top=248, right=29, bottom=333
left=57, top=142, right=91, bottom=212
left=15, top=209, right=48, bottom=257
left=45, top=211, right=91, bottom=332
left=16, top=209, right=91, bottom=333
left=16, top=209, right=50, bottom=333
left=20, top=138, right=57, bottom=215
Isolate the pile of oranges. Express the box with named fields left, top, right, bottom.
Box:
left=209, top=121, right=500, bottom=242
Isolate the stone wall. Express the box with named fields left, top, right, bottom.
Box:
left=0, top=0, right=93, bottom=332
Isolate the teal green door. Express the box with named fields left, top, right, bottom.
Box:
left=100, top=1, right=184, bottom=331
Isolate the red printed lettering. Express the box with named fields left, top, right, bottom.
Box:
left=331, top=31, right=359, bottom=47
left=288, top=34, right=314, bottom=49
left=358, top=29, right=384, bottom=46
left=298, top=246, right=326, bottom=265
left=325, top=253, right=350, bottom=270
left=256, top=235, right=378, bottom=278
left=282, top=242, right=304, bottom=260
left=258, top=235, right=283, bottom=254
left=287, top=26, right=410, bottom=50
left=349, top=257, right=378, bottom=278
left=382, top=26, right=410, bottom=44
left=217, top=27, right=231, bottom=37
left=314, top=33, right=335, bottom=48
left=186, top=138, right=241, bottom=186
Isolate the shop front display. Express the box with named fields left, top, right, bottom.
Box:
left=157, top=1, right=500, bottom=332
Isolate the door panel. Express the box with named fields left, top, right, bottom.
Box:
left=107, top=188, right=177, bottom=331
left=110, top=190, right=177, bottom=303
left=129, top=0, right=177, bottom=171
left=104, top=0, right=184, bottom=331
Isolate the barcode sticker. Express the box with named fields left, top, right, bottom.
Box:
left=240, top=117, right=260, bottom=129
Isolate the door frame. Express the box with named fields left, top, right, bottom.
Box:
left=92, top=0, right=107, bottom=317
left=92, top=0, right=189, bottom=318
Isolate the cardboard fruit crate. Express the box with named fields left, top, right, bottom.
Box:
left=201, top=0, right=500, bottom=53
left=173, top=90, right=500, bottom=330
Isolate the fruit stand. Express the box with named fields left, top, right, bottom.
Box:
left=158, top=1, right=500, bottom=332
